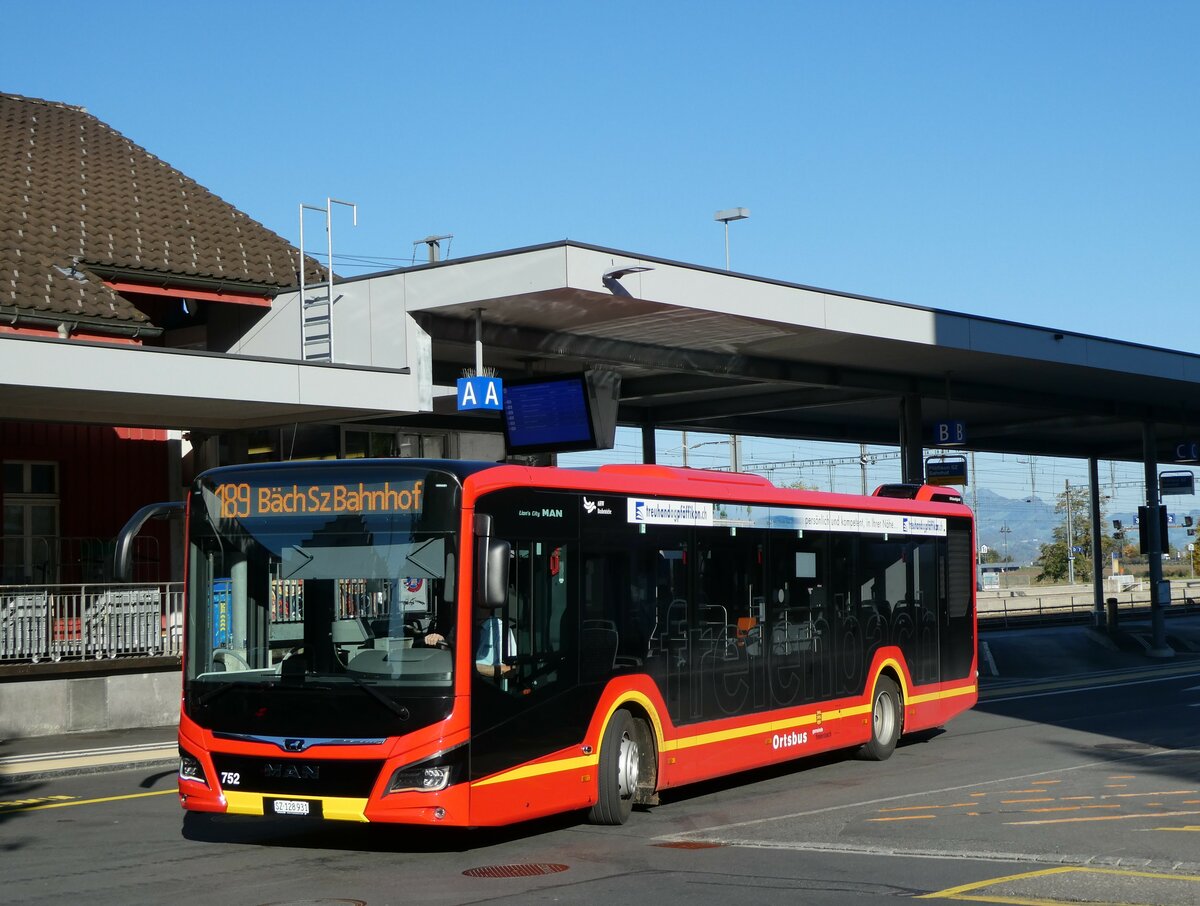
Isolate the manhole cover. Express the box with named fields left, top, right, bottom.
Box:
left=653, top=841, right=725, bottom=849
left=463, top=863, right=570, bottom=878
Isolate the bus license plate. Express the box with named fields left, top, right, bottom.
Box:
left=271, top=799, right=313, bottom=816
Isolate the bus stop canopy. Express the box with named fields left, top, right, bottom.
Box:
left=396, top=240, right=1200, bottom=464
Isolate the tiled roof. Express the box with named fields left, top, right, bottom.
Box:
left=0, top=93, right=325, bottom=331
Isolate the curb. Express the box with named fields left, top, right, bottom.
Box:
left=0, top=741, right=176, bottom=784
left=978, top=660, right=1200, bottom=701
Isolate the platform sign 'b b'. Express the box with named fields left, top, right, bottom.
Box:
left=933, top=420, right=966, bottom=446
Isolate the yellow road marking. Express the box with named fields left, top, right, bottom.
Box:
left=1008, top=809, right=1200, bottom=826
left=0, top=794, right=75, bottom=810
left=0, top=789, right=175, bottom=813
left=1105, top=790, right=1197, bottom=799
left=1156, top=825, right=1200, bottom=832
left=879, top=805, right=950, bottom=812
left=878, top=801, right=977, bottom=814
left=1024, top=805, right=1120, bottom=813
left=919, top=865, right=1200, bottom=904
left=1001, top=798, right=1055, bottom=804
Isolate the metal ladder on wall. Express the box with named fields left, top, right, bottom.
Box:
left=301, top=282, right=333, bottom=362
left=299, top=198, right=357, bottom=363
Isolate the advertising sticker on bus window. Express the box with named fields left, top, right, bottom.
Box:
left=786, top=509, right=946, bottom=536
left=627, top=498, right=714, bottom=526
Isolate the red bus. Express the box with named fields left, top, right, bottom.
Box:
left=177, top=459, right=976, bottom=826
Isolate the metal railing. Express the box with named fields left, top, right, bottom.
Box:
left=0, top=582, right=183, bottom=664
left=978, top=581, right=1200, bottom=629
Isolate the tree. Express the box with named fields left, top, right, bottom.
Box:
left=1035, top=484, right=1115, bottom=583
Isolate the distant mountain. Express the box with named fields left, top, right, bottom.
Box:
left=972, top=488, right=1056, bottom=565
left=972, top=487, right=1200, bottom=563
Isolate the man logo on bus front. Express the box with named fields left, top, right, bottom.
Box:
left=284, top=738, right=306, bottom=752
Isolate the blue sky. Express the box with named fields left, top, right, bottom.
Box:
left=6, top=1, right=1199, bottom=527
left=8, top=1, right=1197, bottom=347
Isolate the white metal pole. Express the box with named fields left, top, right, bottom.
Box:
left=326, top=199, right=334, bottom=362
left=474, top=308, right=484, bottom=375
left=298, top=203, right=306, bottom=359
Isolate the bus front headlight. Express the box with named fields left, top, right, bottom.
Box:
left=179, top=747, right=209, bottom=787
left=385, top=745, right=464, bottom=795
left=388, top=764, right=450, bottom=793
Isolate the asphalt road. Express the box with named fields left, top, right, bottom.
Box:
left=3, top=668, right=1200, bottom=906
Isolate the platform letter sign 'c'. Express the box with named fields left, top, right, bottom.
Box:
left=1175, top=441, right=1200, bottom=463
left=457, top=376, right=503, bottom=411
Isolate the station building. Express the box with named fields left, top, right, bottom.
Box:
left=4, top=91, right=1200, bottom=733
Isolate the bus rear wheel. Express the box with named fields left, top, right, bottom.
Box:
left=588, top=709, right=639, bottom=825
left=860, top=675, right=901, bottom=761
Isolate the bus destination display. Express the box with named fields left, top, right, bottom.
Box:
left=212, top=480, right=424, bottom=519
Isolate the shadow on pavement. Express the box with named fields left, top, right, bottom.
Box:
left=181, top=807, right=584, bottom=853
left=0, top=736, right=45, bottom=852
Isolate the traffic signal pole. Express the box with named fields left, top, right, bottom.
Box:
left=1143, top=422, right=1173, bottom=657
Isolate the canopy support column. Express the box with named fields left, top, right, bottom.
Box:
left=899, top=394, right=923, bottom=484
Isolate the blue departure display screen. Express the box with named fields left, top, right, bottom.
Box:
left=502, top=376, right=597, bottom=453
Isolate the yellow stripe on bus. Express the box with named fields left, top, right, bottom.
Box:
left=471, top=754, right=598, bottom=788
left=908, top=684, right=978, bottom=706
left=223, top=790, right=369, bottom=822
left=470, top=679, right=977, bottom=788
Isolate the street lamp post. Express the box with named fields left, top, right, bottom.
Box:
left=714, top=207, right=749, bottom=270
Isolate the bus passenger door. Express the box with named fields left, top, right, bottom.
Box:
left=469, top=538, right=585, bottom=781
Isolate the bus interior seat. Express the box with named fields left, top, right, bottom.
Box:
left=332, top=617, right=371, bottom=664
left=332, top=616, right=371, bottom=646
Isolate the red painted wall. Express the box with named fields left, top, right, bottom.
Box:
left=0, top=423, right=171, bottom=582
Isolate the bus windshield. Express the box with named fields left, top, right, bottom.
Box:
left=183, top=463, right=461, bottom=737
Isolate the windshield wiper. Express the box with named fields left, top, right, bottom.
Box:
left=197, top=680, right=241, bottom=707
left=343, top=674, right=410, bottom=721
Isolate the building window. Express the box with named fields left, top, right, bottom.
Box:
left=2, top=462, right=60, bottom=584
left=342, top=429, right=448, bottom=460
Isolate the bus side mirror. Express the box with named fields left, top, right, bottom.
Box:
left=482, top=539, right=510, bottom=609
left=114, top=500, right=184, bottom=581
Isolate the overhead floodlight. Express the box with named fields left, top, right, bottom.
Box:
left=714, top=207, right=749, bottom=223
left=713, top=208, right=750, bottom=270
left=602, top=264, right=654, bottom=296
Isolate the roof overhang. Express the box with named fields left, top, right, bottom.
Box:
left=0, top=334, right=423, bottom=430
left=379, top=240, right=1200, bottom=463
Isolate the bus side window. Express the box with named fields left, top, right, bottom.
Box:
left=484, top=540, right=573, bottom=694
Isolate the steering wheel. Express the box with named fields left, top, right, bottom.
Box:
left=213, top=648, right=251, bottom=671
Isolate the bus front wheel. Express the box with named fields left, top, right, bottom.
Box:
left=588, top=709, right=638, bottom=825
left=860, top=675, right=901, bottom=761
